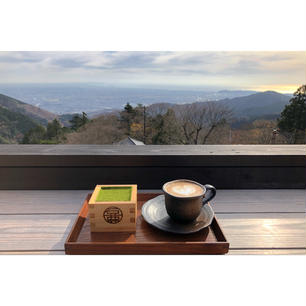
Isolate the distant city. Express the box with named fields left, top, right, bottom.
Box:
left=0, top=83, right=260, bottom=115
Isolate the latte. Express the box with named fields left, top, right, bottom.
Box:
left=164, top=180, right=204, bottom=197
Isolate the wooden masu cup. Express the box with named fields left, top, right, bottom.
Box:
left=88, top=184, right=137, bottom=232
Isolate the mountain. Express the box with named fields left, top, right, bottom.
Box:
left=0, top=84, right=258, bottom=114
left=148, top=91, right=291, bottom=120
left=0, top=105, right=40, bottom=143
left=0, top=93, right=57, bottom=125
left=216, top=91, right=291, bottom=119
left=0, top=93, right=77, bottom=143
left=217, top=90, right=258, bottom=98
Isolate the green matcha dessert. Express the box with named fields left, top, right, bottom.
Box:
left=96, top=186, right=132, bottom=202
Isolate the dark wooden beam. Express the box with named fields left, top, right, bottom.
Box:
left=0, top=145, right=305, bottom=189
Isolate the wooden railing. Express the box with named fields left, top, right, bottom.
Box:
left=0, top=145, right=305, bottom=189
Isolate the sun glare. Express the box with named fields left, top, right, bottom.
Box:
left=250, top=84, right=300, bottom=94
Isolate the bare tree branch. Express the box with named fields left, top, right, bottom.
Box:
left=175, top=102, right=232, bottom=144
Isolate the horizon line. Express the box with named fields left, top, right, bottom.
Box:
left=0, top=82, right=298, bottom=94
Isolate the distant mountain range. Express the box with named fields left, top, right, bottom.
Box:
left=0, top=84, right=259, bottom=115
left=148, top=91, right=291, bottom=120
left=200, top=91, right=291, bottom=119
left=0, top=89, right=292, bottom=143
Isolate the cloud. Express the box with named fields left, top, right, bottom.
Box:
left=105, top=52, right=157, bottom=68
left=51, top=57, right=89, bottom=68
left=0, top=51, right=304, bottom=90
left=0, top=51, right=44, bottom=63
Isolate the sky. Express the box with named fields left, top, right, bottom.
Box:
left=0, top=51, right=305, bottom=93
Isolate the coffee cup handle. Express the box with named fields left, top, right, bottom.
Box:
left=202, top=184, right=216, bottom=206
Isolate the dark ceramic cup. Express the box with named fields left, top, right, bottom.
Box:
left=162, top=179, right=216, bottom=223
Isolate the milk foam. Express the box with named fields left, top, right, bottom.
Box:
left=165, top=181, right=204, bottom=197
left=172, top=185, right=196, bottom=196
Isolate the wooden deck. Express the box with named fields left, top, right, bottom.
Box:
left=0, top=189, right=305, bottom=255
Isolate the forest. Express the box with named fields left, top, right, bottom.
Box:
left=22, top=85, right=306, bottom=145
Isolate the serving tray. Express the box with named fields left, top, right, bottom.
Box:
left=65, top=193, right=229, bottom=255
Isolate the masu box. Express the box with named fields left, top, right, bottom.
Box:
left=88, top=185, right=137, bottom=232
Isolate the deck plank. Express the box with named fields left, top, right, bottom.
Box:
left=0, top=214, right=75, bottom=251
left=0, top=251, right=65, bottom=255
left=228, top=249, right=306, bottom=255
left=217, top=213, right=306, bottom=249
left=0, top=213, right=305, bottom=252
left=214, top=190, right=306, bottom=213
left=0, top=190, right=304, bottom=214
left=1, top=249, right=305, bottom=255
left=0, top=190, right=89, bottom=214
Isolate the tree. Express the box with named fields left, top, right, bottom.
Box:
left=69, top=112, right=89, bottom=131
left=176, top=102, right=232, bottom=144
left=46, top=119, right=62, bottom=141
left=124, top=102, right=134, bottom=113
left=251, top=119, right=279, bottom=144
left=152, top=109, right=182, bottom=144
left=64, top=113, right=125, bottom=144
left=22, top=125, right=46, bottom=144
left=22, top=118, right=73, bottom=144
left=119, top=103, right=136, bottom=135
left=277, top=85, right=306, bottom=143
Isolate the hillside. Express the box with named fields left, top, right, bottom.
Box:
left=0, top=105, right=40, bottom=143
left=148, top=91, right=291, bottom=120
left=0, top=93, right=57, bottom=125
left=0, top=93, right=76, bottom=143
left=218, top=91, right=291, bottom=119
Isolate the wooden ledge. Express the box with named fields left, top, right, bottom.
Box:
left=0, top=145, right=305, bottom=189
left=0, top=145, right=305, bottom=167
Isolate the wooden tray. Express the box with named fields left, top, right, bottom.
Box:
left=65, top=193, right=229, bottom=255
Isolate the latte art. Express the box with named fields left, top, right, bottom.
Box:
left=165, top=181, right=204, bottom=197
left=172, top=185, right=197, bottom=196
